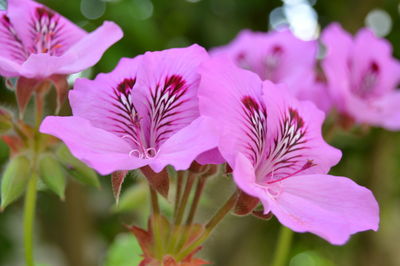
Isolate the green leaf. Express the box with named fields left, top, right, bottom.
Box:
left=1, top=155, right=31, bottom=210
left=104, top=234, right=143, bottom=266
left=39, top=153, right=66, bottom=200
left=112, top=182, right=148, bottom=213
left=56, top=144, right=100, bottom=188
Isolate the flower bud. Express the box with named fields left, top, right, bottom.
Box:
left=39, top=153, right=66, bottom=200
left=1, top=155, right=31, bottom=210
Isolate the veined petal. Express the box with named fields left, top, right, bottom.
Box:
left=40, top=116, right=150, bottom=175
left=21, top=21, right=122, bottom=78
left=150, top=116, right=219, bottom=172
left=7, top=0, right=86, bottom=56
left=259, top=81, right=341, bottom=182
left=0, top=11, right=27, bottom=65
left=267, top=174, right=379, bottom=245
left=69, top=56, right=142, bottom=136
left=198, top=57, right=266, bottom=166
left=68, top=45, right=208, bottom=169
left=135, top=44, right=208, bottom=149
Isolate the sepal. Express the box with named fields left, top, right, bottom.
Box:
left=1, top=154, right=31, bottom=210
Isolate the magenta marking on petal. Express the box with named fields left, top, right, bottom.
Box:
left=28, top=7, right=65, bottom=56
left=257, top=107, right=314, bottom=183
left=148, top=74, right=191, bottom=147
left=264, top=45, right=283, bottom=81
left=352, top=60, right=381, bottom=99
left=240, top=95, right=268, bottom=165
left=0, top=14, right=28, bottom=62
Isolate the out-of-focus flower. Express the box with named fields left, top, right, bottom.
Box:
left=0, top=0, right=122, bottom=79
left=211, top=29, right=332, bottom=112
left=198, top=58, right=379, bottom=245
left=40, top=45, right=218, bottom=176
left=322, top=23, right=400, bottom=130
left=0, top=0, right=123, bottom=114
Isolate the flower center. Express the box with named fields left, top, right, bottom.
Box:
left=30, top=7, right=63, bottom=56
left=264, top=45, right=283, bottom=82
left=352, top=60, right=381, bottom=99
left=113, top=78, right=159, bottom=159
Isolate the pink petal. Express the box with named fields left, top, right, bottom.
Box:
left=262, top=81, right=342, bottom=175
left=150, top=116, right=219, bottom=172
left=351, top=28, right=399, bottom=97
left=196, top=148, right=225, bottom=165
left=134, top=44, right=208, bottom=147
left=7, top=0, right=86, bottom=55
left=69, top=56, right=142, bottom=135
left=0, top=11, right=27, bottom=67
left=21, top=21, right=123, bottom=78
left=211, top=29, right=317, bottom=85
left=268, top=174, right=379, bottom=245
left=40, top=116, right=150, bottom=175
left=321, top=23, right=353, bottom=112
left=346, top=90, right=400, bottom=130
left=0, top=56, right=23, bottom=77
left=198, top=57, right=264, bottom=165
left=233, top=153, right=270, bottom=213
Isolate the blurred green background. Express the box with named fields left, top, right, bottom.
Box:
left=1, top=0, right=400, bottom=265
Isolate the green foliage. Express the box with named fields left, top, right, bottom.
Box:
left=38, top=153, right=66, bottom=200
left=1, top=154, right=30, bottom=210
left=56, top=144, right=100, bottom=188
left=105, top=234, right=143, bottom=266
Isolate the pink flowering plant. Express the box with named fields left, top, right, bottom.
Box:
left=0, top=0, right=122, bottom=265
left=0, top=0, right=395, bottom=265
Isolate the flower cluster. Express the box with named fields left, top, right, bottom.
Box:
left=0, top=0, right=392, bottom=265
left=41, top=31, right=379, bottom=245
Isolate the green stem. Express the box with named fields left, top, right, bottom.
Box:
left=175, top=191, right=238, bottom=261
left=271, top=226, right=294, bottom=266
left=149, top=186, right=163, bottom=259
left=174, top=173, right=195, bottom=226
left=149, top=186, right=160, bottom=215
left=185, top=176, right=206, bottom=225
left=23, top=173, right=38, bottom=266
left=174, top=171, right=184, bottom=218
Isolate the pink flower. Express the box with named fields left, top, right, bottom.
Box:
left=198, top=58, right=379, bottom=244
left=0, top=0, right=123, bottom=79
left=40, top=45, right=218, bottom=175
left=211, top=29, right=331, bottom=112
left=321, top=23, right=400, bottom=129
